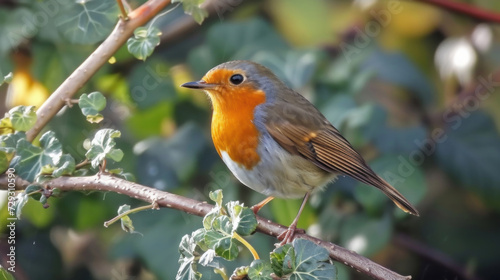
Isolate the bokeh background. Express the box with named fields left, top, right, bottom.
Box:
left=1, top=0, right=500, bottom=279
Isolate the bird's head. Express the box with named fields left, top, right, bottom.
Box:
left=181, top=60, right=284, bottom=106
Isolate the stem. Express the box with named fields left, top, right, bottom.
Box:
left=0, top=174, right=412, bottom=280
left=232, top=232, right=259, bottom=260
left=104, top=203, right=157, bottom=227
left=415, top=0, right=500, bottom=23
left=116, top=0, right=129, bottom=20
left=214, top=268, right=228, bottom=280
left=75, top=159, right=90, bottom=170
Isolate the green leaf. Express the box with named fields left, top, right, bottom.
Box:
left=53, top=154, right=76, bottom=177
left=271, top=240, right=336, bottom=279
left=436, top=111, right=500, bottom=208
left=203, top=208, right=221, bottom=230
left=177, top=234, right=202, bottom=280
left=117, top=204, right=138, bottom=234
left=85, top=129, right=123, bottom=168
left=14, top=131, right=63, bottom=181
left=127, top=26, right=162, bottom=61
left=289, top=239, right=336, bottom=280
left=248, top=260, right=273, bottom=280
left=0, top=147, right=15, bottom=173
left=270, top=244, right=294, bottom=277
left=226, top=201, right=257, bottom=236
left=25, top=184, right=43, bottom=196
left=0, top=132, right=25, bottom=149
left=174, top=0, right=208, bottom=24
left=205, top=216, right=239, bottom=260
left=78, top=92, right=107, bottom=123
left=56, top=0, right=118, bottom=44
left=0, top=267, right=16, bottom=280
left=0, top=117, right=14, bottom=135
left=209, top=189, right=223, bottom=207
left=15, top=192, right=29, bottom=220
left=9, top=106, right=37, bottom=132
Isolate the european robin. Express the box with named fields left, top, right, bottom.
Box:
left=181, top=60, right=419, bottom=244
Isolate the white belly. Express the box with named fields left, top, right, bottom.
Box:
left=220, top=135, right=337, bottom=199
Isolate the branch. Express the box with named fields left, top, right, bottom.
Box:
left=0, top=174, right=410, bottom=280
left=416, top=0, right=500, bottom=23
left=25, top=0, right=172, bottom=142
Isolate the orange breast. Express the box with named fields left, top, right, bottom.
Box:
left=210, top=86, right=266, bottom=170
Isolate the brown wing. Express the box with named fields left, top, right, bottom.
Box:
left=264, top=99, right=419, bottom=216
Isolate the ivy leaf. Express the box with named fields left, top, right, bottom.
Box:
left=173, top=0, right=208, bottom=25
left=226, top=201, right=257, bottom=236
left=56, top=0, right=118, bottom=44
left=202, top=208, right=221, bottom=231
left=53, top=154, right=76, bottom=177
left=204, top=216, right=239, bottom=260
left=248, top=259, right=273, bottom=280
left=85, top=129, right=124, bottom=168
left=9, top=106, right=37, bottom=132
left=117, top=204, right=138, bottom=234
left=0, top=131, right=25, bottom=149
left=271, top=239, right=336, bottom=280
left=127, top=26, right=162, bottom=61
left=0, top=117, right=14, bottom=135
left=78, top=92, right=106, bottom=123
left=14, top=131, right=63, bottom=182
left=208, top=189, right=223, bottom=207
left=15, top=192, right=29, bottom=220
left=270, top=244, right=294, bottom=277
left=177, top=234, right=202, bottom=280
left=25, top=184, right=43, bottom=203
left=0, top=147, right=15, bottom=173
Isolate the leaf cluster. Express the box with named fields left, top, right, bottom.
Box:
left=177, top=190, right=337, bottom=280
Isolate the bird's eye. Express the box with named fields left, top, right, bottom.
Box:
left=229, top=74, right=244, bottom=85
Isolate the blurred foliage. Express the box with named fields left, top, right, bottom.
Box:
left=1, top=0, right=500, bottom=279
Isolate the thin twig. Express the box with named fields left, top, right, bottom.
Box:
left=0, top=174, right=411, bottom=280
left=116, top=0, right=129, bottom=20
left=415, top=0, right=500, bottom=23
left=75, top=159, right=90, bottom=170
left=104, top=202, right=158, bottom=227
left=25, top=0, right=172, bottom=142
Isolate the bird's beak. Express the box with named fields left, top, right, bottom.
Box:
left=180, top=80, right=217, bottom=90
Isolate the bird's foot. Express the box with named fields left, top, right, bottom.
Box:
left=276, top=225, right=305, bottom=246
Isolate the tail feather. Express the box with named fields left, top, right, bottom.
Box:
left=376, top=176, right=420, bottom=216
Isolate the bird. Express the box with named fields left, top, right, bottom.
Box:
left=181, top=60, right=419, bottom=244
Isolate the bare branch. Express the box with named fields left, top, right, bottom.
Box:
left=25, top=0, right=172, bottom=142
left=416, top=0, right=500, bottom=23
left=0, top=174, right=411, bottom=280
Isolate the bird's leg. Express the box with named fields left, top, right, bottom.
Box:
left=277, top=192, right=310, bottom=245
left=251, top=196, right=274, bottom=214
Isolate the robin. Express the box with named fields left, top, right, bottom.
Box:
left=181, top=60, right=419, bottom=244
